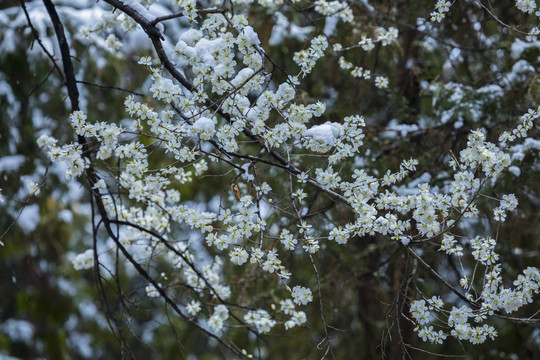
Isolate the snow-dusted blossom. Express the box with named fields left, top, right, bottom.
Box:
left=328, top=226, right=350, bottom=244
left=302, top=237, right=320, bottom=253
left=314, top=0, right=354, bottom=23
left=37, top=134, right=57, bottom=150
left=293, top=35, right=328, bottom=75
left=244, top=309, right=276, bottom=333
left=410, top=299, right=431, bottom=325
left=375, top=76, right=389, bottom=89
left=72, top=250, right=94, bottom=270
left=145, top=283, right=161, bottom=298
left=516, top=0, right=537, bottom=13
left=186, top=300, right=201, bottom=316
left=304, top=122, right=340, bottom=152
left=526, top=26, right=540, bottom=41
left=297, top=221, right=312, bottom=234
left=439, top=233, right=463, bottom=256
left=192, top=117, right=216, bottom=140
left=262, top=250, right=282, bottom=273
left=138, top=56, right=152, bottom=65
left=297, top=172, right=309, bottom=183
left=26, top=181, right=40, bottom=196
left=375, top=27, right=399, bottom=46
left=229, top=247, right=249, bottom=265
left=431, top=0, right=452, bottom=22
left=292, top=189, right=307, bottom=200
left=291, top=286, right=313, bottom=305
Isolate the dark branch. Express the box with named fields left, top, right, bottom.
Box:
left=43, top=0, right=79, bottom=111
left=102, top=0, right=350, bottom=207
left=43, top=1, right=247, bottom=356
left=77, top=80, right=144, bottom=97
left=20, top=0, right=65, bottom=83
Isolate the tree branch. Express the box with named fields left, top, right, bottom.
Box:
left=102, top=0, right=351, bottom=207
left=42, top=1, right=247, bottom=356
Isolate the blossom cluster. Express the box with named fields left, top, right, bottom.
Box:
left=34, top=0, right=540, bottom=353
left=515, top=0, right=537, bottom=14
left=430, top=0, right=452, bottom=22
left=293, top=35, right=328, bottom=75
left=335, top=26, right=398, bottom=88
left=71, top=249, right=94, bottom=270
left=411, top=264, right=540, bottom=345
left=313, top=0, right=354, bottom=23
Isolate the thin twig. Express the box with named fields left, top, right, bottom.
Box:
left=20, top=0, right=65, bottom=82
left=77, top=80, right=144, bottom=96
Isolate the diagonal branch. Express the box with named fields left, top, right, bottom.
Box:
left=42, top=0, right=79, bottom=111
left=20, top=0, right=64, bottom=83
left=406, top=245, right=478, bottom=307
left=42, top=1, right=247, bottom=357
left=102, top=0, right=350, bottom=206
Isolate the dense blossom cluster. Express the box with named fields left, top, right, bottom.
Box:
left=25, top=0, right=540, bottom=354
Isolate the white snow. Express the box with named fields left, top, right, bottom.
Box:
left=360, top=0, right=375, bottom=11
left=384, top=119, right=420, bottom=138
left=394, top=172, right=432, bottom=196
left=508, top=165, right=521, bottom=176
left=304, top=122, right=341, bottom=147
left=269, top=13, right=314, bottom=46
left=506, top=60, right=535, bottom=84
left=323, top=15, right=339, bottom=36
left=179, top=29, right=203, bottom=46
left=17, top=204, right=40, bottom=234
left=0, top=155, right=25, bottom=173
left=58, top=209, right=74, bottom=223
left=120, top=0, right=157, bottom=22
left=509, top=138, right=540, bottom=162
left=231, top=68, right=254, bottom=87
left=68, top=332, right=93, bottom=358
left=0, top=353, right=22, bottom=360
left=192, top=117, right=215, bottom=140
left=240, top=26, right=261, bottom=46
left=476, top=84, right=504, bottom=97
left=449, top=48, right=461, bottom=62
left=192, top=117, right=215, bottom=133
left=1, top=319, right=34, bottom=344
left=194, top=38, right=225, bottom=66
left=511, top=38, right=540, bottom=59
